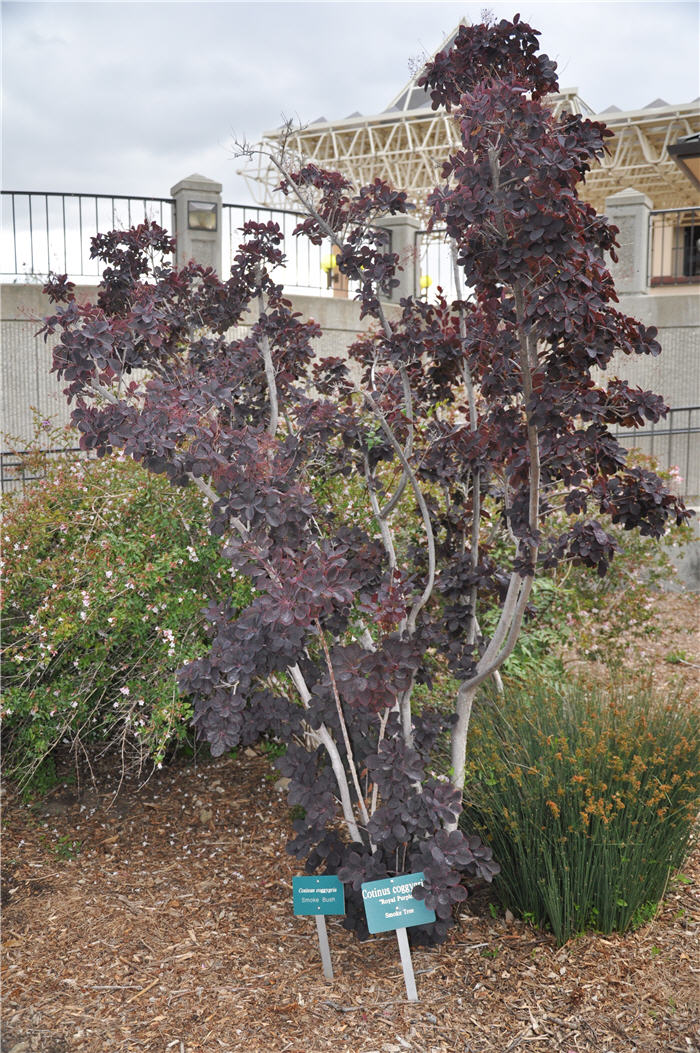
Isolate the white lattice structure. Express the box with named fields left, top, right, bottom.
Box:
left=241, top=23, right=700, bottom=216
left=587, top=100, right=700, bottom=212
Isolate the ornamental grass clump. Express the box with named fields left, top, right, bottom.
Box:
left=462, top=676, right=700, bottom=944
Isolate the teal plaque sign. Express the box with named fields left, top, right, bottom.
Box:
left=293, top=875, right=345, bottom=916
left=361, top=872, right=436, bottom=934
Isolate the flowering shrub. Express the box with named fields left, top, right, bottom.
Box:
left=1, top=451, right=250, bottom=793
left=462, top=674, right=700, bottom=943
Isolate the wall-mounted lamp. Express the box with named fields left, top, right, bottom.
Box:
left=668, top=133, right=700, bottom=192
left=187, top=200, right=218, bottom=231
left=321, top=252, right=338, bottom=289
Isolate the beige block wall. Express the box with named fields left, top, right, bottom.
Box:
left=2, top=281, right=697, bottom=497
left=1, top=283, right=400, bottom=448
left=593, top=288, right=700, bottom=499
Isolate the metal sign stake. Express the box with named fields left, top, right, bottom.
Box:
left=396, top=927, right=418, bottom=1001
left=315, top=914, right=333, bottom=980
left=293, top=874, right=344, bottom=981
left=361, top=872, right=434, bottom=1001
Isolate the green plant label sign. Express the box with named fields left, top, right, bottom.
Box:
left=361, top=872, right=436, bottom=934
left=293, top=875, right=345, bottom=916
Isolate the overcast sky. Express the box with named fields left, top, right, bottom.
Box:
left=3, top=0, right=699, bottom=205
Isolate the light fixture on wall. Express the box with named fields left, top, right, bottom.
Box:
left=187, top=200, right=218, bottom=231
left=321, top=252, right=338, bottom=289
left=668, top=133, right=700, bottom=192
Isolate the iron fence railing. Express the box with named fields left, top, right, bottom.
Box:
left=0, top=446, right=94, bottom=494
left=221, top=202, right=364, bottom=296
left=1, top=191, right=174, bottom=283
left=611, top=405, right=699, bottom=500
left=415, top=227, right=458, bottom=301
left=418, top=212, right=700, bottom=292
left=649, top=207, right=700, bottom=286
left=4, top=406, right=695, bottom=497
left=1, top=190, right=380, bottom=296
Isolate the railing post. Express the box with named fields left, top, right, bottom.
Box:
left=375, top=213, right=421, bottom=302
left=604, top=187, right=653, bottom=295
left=170, top=174, right=223, bottom=275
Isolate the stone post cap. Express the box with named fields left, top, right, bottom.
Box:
left=170, top=173, right=223, bottom=197
left=375, top=211, right=422, bottom=230
left=605, top=186, right=654, bottom=209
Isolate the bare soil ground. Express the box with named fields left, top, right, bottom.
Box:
left=2, top=593, right=699, bottom=1053
left=561, top=591, right=700, bottom=698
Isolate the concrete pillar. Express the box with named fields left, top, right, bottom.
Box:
left=170, top=173, right=222, bottom=274
left=375, top=213, right=421, bottom=302
left=605, top=187, right=653, bottom=295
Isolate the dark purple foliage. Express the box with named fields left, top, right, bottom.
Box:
left=43, top=17, right=690, bottom=945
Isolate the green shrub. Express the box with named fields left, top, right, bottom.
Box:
left=480, top=575, right=566, bottom=682
left=469, top=451, right=693, bottom=684
left=1, top=449, right=251, bottom=793
left=462, top=675, right=700, bottom=944
left=532, top=451, right=693, bottom=669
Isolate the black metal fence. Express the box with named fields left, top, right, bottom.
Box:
left=7, top=192, right=699, bottom=294
left=611, top=405, right=699, bottom=500
left=649, top=207, right=700, bottom=286
left=419, top=212, right=700, bottom=292
left=1, top=191, right=174, bottom=283
left=221, top=202, right=360, bottom=296
left=1, top=190, right=364, bottom=296
left=3, top=408, right=697, bottom=497
left=414, top=227, right=457, bottom=301
left=0, top=446, right=93, bottom=494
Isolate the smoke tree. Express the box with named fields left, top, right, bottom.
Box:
left=43, top=15, right=689, bottom=944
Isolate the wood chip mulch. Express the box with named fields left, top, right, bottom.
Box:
left=2, top=741, right=698, bottom=1053
left=561, top=591, right=700, bottom=698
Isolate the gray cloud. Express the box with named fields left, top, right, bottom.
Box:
left=3, top=1, right=698, bottom=204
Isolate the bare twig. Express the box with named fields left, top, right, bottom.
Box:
left=287, top=663, right=363, bottom=845
left=361, top=388, right=436, bottom=637
left=363, top=454, right=398, bottom=573
left=257, top=290, right=279, bottom=438
left=369, top=708, right=391, bottom=818
left=315, top=620, right=372, bottom=838
left=124, top=977, right=161, bottom=1004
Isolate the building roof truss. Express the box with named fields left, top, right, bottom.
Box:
left=244, top=87, right=700, bottom=216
